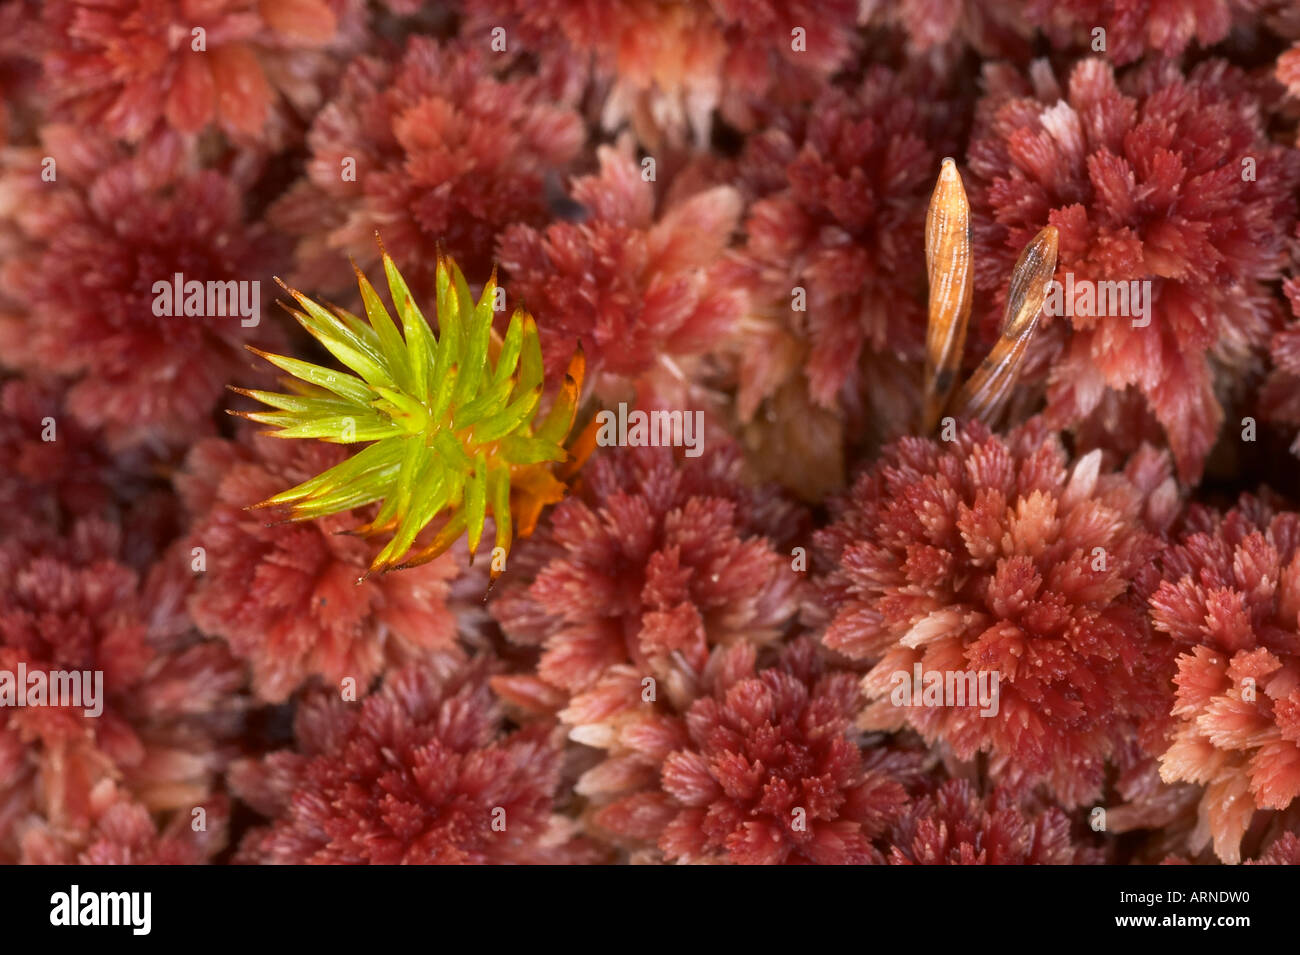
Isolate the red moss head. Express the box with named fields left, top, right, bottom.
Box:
left=490, top=441, right=807, bottom=724
left=1262, top=278, right=1300, bottom=456
left=462, top=0, right=857, bottom=145
left=230, top=659, right=592, bottom=863
left=1247, top=830, right=1300, bottom=864
left=40, top=0, right=366, bottom=144
left=0, top=377, right=123, bottom=522
left=860, top=0, right=1033, bottom=63
left=719, top=68, right=964, bottom=499
left=271, top=35, right=585, bottom=296
left=1025, top=0, right=1256, bottom=65
left=17, top=780, right=228, bottom=864
left=178, top=433, right=462, bottom=704
left=0, top=515, right=241, bottom=863
left=730, top=68, right=962, bottom=417
left=887, top=778, right=1102, bottom=864
left=0, top=127, right=286, bottom=448
left=498, top=143, right=744, bottom=388
left=1150, top=495, right=1300, bottom=863
left=816, top=418, right=1180, bottom=806
left=967, top=58, right=1300, bottom=481
left=593, top=637, right=916, bottom=864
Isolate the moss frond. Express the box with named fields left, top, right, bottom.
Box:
left=237, top=238, right=586, bottom=579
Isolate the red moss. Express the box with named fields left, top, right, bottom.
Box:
left=0, top=1, right=43, bottom=146
left=178, top=433, right=462, bottom=704
left=716, top=68, right=962, bottom=499
left=0, top=516, right=242, bottom=863
left=17, top=780, right=227, bottom=864
left=1150, top=496, right=1300, bottom=863
left=1026, top=0, right=1255, bottom=65
left=271, top=35, right=585, bottom=296
left=40, top=0, right=366, bottom=144
left=1247, top=830, right=1300, bottom=864
left=967, top=58, right=1300, bottom=481
left=0, top=126, right=285, bottom=449
left=860, top=0, right=1033, bottom=63
left=0, top=377, right=120, bottom=523
left=729, top=68, right=960, bottom=417
left=230, top=659, right=592, bottom=864
left=1279, top=13, right=1300, bottom=118
left=463, top=0, right=858, bottom=145
left=887, top=779, right=1102, bottom=864
left=490, top=441, right=806, bottom=720
left=1262, top=278, right=1300, bottom=456
left=497, top=143, right=744, bottom=388
left=593, top=637, right=915, bottom=864
left=816, top=418, right=1180, bottom=807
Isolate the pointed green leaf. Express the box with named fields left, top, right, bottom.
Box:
left=430, top=363, right=458, bottom=424
left=465, top=450, right=487, bottom=556
left=235, top=388, right=357, bottom=417
left=373, top=466, right=447, bottom=568
left=286, top=292, right=396, bottom=390
left=390, top=435, right=428, bottom=517
left=287, top=467, right=397, bottom=517
left=452, top=275, right=495, bottom=408
left=331, top=306, right=381, bottom=352
left=398, top=509, right=467, bottom=570
left=491, top=310, right=524, bottom=386
left=287, top=483, right=389, bottom=520
left=356, top=268, right=412, bottom=392
left=382, top=252, right=431, bottom=402
left=433, top=260, right=462, bottom=415
left=514, top=316, right=543, bottom=400
left=264, top=438, right=404, bottom=505
left=450, top=259, right=475, bottom=361
left=473, top=387, right=540, bottom=444
left=488, top=465, right=512, bottom=562
left=432, top=429, right=472, bottom=472
left=249, top=349, right=373, bottom=406
left=270, top=413, right=399, bottom=443
left=454, top=376, right=513, bottom=429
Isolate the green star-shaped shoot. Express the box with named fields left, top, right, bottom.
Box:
left=231, top=239, right=586, bottom=580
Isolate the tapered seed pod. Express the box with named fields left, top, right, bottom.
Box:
left=948, top=225, right=1059, bottom=426
left=921, top=158, right=974, bottom=433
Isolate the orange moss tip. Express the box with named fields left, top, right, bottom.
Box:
left=560, top=414, right=601, bottom=480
